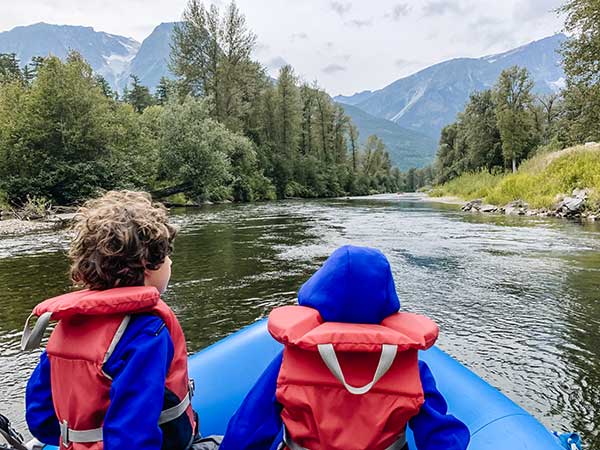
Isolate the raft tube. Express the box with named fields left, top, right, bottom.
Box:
left=44, top=319, right=564, bottom=449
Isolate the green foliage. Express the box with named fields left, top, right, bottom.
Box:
left=0, top=53, right=23, bottom=85
left=430, top=170, right=505, bottom=199
left=159, top=97, right=232, bottom=201
left=559, top=0, right=600, bottom=145
left=493, top=66, right=537, bottom=172
left=124, top=74, right=155, bottom=112
left=0, top=1, right=403, bottom=206
left=15, top=195, right=52, bottom=220
left=434, top=146, right=600, bottom=209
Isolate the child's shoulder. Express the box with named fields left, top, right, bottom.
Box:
left=127, top=313, right=168, bottom=338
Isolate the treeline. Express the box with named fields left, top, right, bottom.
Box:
left=429, top=0, right=600, bottom=189
left=0, top=0, right=404, bottom=207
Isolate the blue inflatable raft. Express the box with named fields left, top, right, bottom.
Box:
left=43, top=319, right=569, bottom=449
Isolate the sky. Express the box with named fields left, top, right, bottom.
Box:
left=0, top=0, right=566, bottom=95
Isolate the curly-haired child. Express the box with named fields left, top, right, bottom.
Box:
left=22, top=191, right=210, bottom=450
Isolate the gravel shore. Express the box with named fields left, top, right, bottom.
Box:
left=0, top=214, right=75, bottom=236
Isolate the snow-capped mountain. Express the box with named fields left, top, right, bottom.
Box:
left=335, top=34, right=567, bottom=138
left=0, top=22, right=140, bottom=89
left=0, top=22, right=177, bottom=92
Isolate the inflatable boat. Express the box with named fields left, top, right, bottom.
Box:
left=20, top=320, right=578, bottom=449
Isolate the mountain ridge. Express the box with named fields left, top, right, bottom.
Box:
left=335, top=34, right=567, bottom=138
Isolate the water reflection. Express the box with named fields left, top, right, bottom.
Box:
left=0, top=196, right=598, bottom=447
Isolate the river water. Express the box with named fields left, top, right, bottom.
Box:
left=0, top=194, right=599, bottom=448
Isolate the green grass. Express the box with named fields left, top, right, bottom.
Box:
left=432, top=145, right=600, bottom=210
left=430, top=171, right=504, bottom=200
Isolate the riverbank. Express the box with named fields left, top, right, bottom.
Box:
left=0, top=213, right=75, bottom=236
left=429, top=144, right=600, bottom=221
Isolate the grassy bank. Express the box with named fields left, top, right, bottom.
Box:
left=430, top=144, right=600, bottom=209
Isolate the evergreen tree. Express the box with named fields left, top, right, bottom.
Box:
left=347, top=123, right=359, bottom=172
left=155, top=77, right=176, bottom=105
left=0, top=53, right=22, bottom=84
left=124, top=75, right=155, bottom=113
left=94, top=74, right=113, bottom=98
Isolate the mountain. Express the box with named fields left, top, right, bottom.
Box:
left=335, top=90, right=373, bottom=106
left=127, top=23, right=177, bottom=92
left=335, top=34, right=567, bottom=139
left=0, top=22, right=139, bottom=89
left=339, top=103, right=437, bottom=170
left=0, top=22, right=178, bottom=92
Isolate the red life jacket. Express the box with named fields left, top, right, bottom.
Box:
left=21, top=286, right=196, bottom=450
left=268, top=305, right=439, bottom=450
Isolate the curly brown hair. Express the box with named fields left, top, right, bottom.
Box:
left=69, top=191, right=177, bottom=290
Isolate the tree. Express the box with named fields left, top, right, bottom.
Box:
left=95, top=74, right=113, bottom=98
left=124, top=75, right=155, bottom=113
left=559, top=0, right=600, bottom=143
left=0, top=53, right=138, bottom=204
left=171, top=0, right=260, bottom=131
left=493, top=66, right=536, bottom=172
left=270, top=66, right=301, bottom=196
left=159, top=97, right=231, bottom=201
left=560, top=0, right=600, bottom=86
left=347, top=123, right=359, bottom=172
left=155, top=77, right=176, bottom=105
left=0, top=53, right=22, bottom=84
left=461, top=90, right=503, bottom=171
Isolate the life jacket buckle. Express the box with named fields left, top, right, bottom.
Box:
left=189, top=379, right=195, bottom=398
left=60, top=420, right=70, bottom=447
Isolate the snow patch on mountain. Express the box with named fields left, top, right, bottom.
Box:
left=391, top=84, right=427, bottom=122
left=99, top=39, right=140, bottom=88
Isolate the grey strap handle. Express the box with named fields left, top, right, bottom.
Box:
left=21, top=312, right=53, bottom=351
left=317, top=343, right=397, bottom=395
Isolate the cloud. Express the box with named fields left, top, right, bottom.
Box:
left=394, top=58, right=417, bottom=68
left=385, top=3, right=411, bottom=21
left=513, top=0, right=563, bottom=21
left=266, top=56, right=288, bottom=72
left=422, top=1, right=464, bottom=16
left=322, top=63, right=347, bottom=74
left=253, top=42, right=270, bottom=55
left=330, top=1, right=352, bottom=17
left=346, top=19, right=373, bottom=28
left=290, top=32, right=309, bottom=42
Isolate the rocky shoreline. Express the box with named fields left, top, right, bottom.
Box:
left=0, top=212, right=75, bottom=236
left=459, top=188, right=598, bottom=221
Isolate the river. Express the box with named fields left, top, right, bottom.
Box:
left=1, top=194, right=599, bottom=448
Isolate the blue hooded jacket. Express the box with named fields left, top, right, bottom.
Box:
left=220, top=245, right=470, bottom=450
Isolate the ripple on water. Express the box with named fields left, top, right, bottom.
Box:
left=0, top=197, right=599, bottom=447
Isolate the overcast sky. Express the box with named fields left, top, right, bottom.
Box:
left=0, top=0, right=565, bottom=95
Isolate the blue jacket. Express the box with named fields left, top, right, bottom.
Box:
left=26, top=314, right=173, bottom=450
left=221, top=245, right=470, bottom=450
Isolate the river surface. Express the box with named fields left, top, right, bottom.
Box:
left=0, top=194, right=599, bottom=448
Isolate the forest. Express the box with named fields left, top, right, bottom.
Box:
left=0, top=0, right=404, bottom=207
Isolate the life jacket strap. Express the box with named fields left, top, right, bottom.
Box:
left=158, top=391, right=191, bottom=425
left=60, top=420, right=102, bottom=446
left=57, top=391, right=191, bottom=445
left=317, top=343, right=398, bottom=395
left=21, top=312, right=53, bottom=351
left=283, top=427, right=407, bottom=450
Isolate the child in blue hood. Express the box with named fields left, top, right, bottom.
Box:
left=220, top=245, right=470, bottom=450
